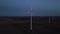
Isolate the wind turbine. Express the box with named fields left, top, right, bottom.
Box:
left=30, top=7, right=32, bottom=30
left=25, top=7, right=32, bottom=30
left=25, top=0, right=33, bottom=30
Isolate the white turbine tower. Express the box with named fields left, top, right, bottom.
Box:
left=25, top=7, right=32, bottom=30
left=30, top=7, right=32, bottom=30
left=25, top=0, right=33, bottom=30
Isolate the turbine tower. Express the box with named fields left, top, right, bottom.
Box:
left=25, top=0, right=33, bottom=30
left=25, top=7, right=32, bottom=30
left=30, top=7, right=32, bottom=30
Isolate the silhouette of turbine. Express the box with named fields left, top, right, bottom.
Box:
left=25, top=7, right=32, bottom=30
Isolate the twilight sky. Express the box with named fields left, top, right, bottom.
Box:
left=0, top=0, right=60, bottom=16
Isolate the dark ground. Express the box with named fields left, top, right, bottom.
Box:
left=0, top=16, right=60, bottom=34
left=0, top=24, right=60, bottom=34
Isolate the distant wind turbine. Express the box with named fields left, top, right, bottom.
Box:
left=30, top=8, right=32, bottom=30
left=25, top=0, right=33, bottom=30
left=25, top=7, right=32, bottom=30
